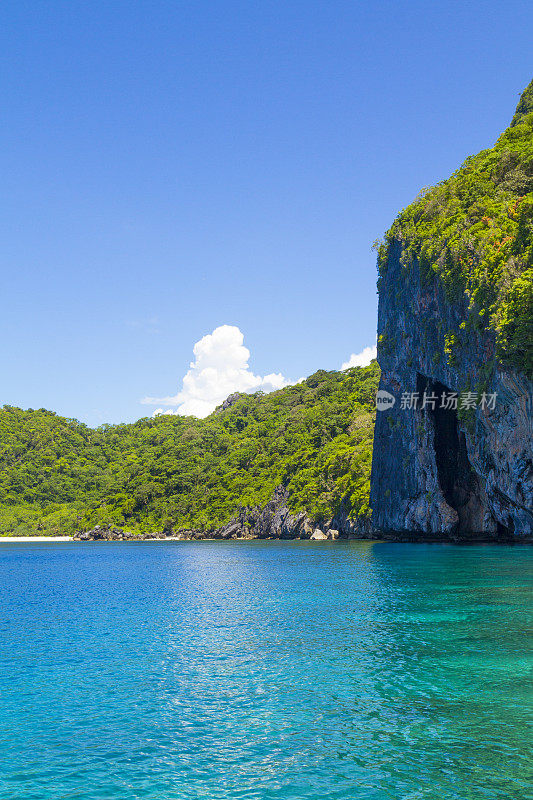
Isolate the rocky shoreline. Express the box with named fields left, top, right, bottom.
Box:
left=72, top=486, right=530, bottom=543
left=73, top=488, right=347, bottom=542
left=73, top=526, right=343, bottom=542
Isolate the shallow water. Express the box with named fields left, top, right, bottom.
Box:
left=0, top=540, right=531, bottom=799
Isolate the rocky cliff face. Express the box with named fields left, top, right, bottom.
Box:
left=370, top=84, right=533, bottom=541
left=370, top=241, right=532, bottom=539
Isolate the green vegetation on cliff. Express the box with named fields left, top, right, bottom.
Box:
left=377, top=79, right=533, bottom=375
left=0, top=363, right=379, bottom=535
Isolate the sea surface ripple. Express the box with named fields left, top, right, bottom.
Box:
left=0, top=540, right=531, bottom=799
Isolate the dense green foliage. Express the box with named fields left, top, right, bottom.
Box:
left=0, top=363, right=379, bottom=535
left=377, top=79, right=533, bottom=375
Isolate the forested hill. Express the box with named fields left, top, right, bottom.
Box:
left=0, top=362, right=379, bottom=536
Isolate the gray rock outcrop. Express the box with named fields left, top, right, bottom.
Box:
left=370, top=239, right=533, bottom=540
left=74, top=525, right=166, bottom=541
left=214, top=393, right=241, bottom=413
left=213, top=486, right=309, bottom=539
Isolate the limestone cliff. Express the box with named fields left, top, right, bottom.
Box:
left=370, top=81, right=533, bottom=540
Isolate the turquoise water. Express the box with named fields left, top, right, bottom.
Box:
left=0, top=541, right=531, bottom=800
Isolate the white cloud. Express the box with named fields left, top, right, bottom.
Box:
left=341, top=344, right=377, bottom=371
left=141, top=325, right=295, bottom=418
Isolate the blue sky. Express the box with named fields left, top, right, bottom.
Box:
left=1, top=1, right=531, bottom=425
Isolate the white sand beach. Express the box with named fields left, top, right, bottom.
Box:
left=0, top=536, right=73, bottom=542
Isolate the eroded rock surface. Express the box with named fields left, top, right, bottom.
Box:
left=370, top=240, right=533, bottom=540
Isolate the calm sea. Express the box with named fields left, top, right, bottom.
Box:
left=0, top=541, right=531, bottom=800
